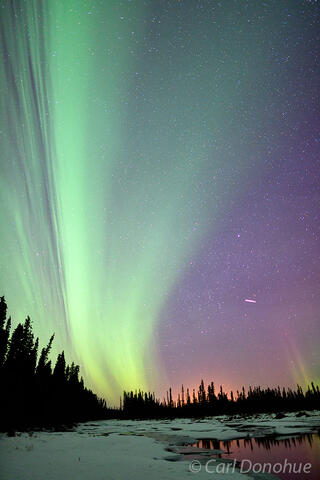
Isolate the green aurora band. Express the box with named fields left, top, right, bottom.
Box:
left=1, top=0, right=239, bottom=401
left=3, top=1, right=316, bottom=401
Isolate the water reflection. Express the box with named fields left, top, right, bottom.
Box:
left=194, top=433, right=318, bottom=454
left=192, top=433, right=320, bottom=480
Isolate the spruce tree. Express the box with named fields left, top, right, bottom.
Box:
left=0, top=297, right=10, bottom=369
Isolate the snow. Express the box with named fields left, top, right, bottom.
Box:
left=1, top=411, right=319, bottom=480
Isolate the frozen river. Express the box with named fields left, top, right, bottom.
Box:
left=1, top=411, right=319, bottom=480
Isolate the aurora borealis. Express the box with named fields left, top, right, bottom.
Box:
left=0, top=0, right=319, bottom=404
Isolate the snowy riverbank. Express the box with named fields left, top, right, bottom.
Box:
left=1, top=411, right=319, bottom=480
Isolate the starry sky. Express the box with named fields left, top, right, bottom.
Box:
left=0, top=0, right=319, bottom=404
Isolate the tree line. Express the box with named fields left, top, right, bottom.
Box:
left=122, top=379, right=320, bottom=419
left=1, top=295, right=318, bottom=429
left=0, top=296, right=108, bottom=431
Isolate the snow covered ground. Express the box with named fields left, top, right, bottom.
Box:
left=1, top=411, right=319, bottom=480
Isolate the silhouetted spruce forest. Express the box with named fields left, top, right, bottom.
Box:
left=1, top=296, right=319, bottom=430
left=0, top=296, right=108, bottom=431
left=121, top=379, right=320, bottom=419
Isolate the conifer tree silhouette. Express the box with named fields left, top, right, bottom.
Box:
left=0, top=296, right=108, bottom=431
left=0, top=297, right=11, bottom=369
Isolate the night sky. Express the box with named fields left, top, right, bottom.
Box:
left=1, top=0, right=319, bottom=404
